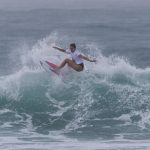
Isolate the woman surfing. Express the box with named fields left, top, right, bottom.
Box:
left=53, top=43, right=96, bottom=72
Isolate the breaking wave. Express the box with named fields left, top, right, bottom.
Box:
left=0, top=33, right=150, bottom=139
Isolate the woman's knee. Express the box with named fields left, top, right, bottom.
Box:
left=65, top=58, right=71, bottom=63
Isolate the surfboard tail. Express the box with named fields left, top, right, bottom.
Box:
left=40, top=60, right=61, bottom=76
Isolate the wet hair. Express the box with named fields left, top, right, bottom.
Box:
left=70, top=43, right=76, bottom=49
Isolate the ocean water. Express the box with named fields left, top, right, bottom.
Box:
left=0, top=8, right=150, bottom=150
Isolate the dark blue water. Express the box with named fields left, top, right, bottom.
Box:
left=0, top=8, right=150, bottom=150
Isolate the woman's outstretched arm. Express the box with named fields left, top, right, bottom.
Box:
left=53, top=46, right=66, bottom=53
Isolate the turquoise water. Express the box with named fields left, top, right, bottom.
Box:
left=0, top=8, right=150, bottom=149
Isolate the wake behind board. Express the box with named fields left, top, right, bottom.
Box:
left=40, top=60, right=60, bottom=76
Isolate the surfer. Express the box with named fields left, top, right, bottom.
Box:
left=53, top=43, right=96, bottom=72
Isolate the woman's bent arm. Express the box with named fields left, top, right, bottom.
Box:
left=79, top=54, right=96, bottom=62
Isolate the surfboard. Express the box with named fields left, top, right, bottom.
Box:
left=40, top=60, right=60, bottom=76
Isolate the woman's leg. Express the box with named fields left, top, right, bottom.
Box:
left=58, top=58, right=83, bottom=72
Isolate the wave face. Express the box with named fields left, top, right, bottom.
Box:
left=0, top=33, right=150, bottom=140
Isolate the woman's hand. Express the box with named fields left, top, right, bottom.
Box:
left=53, top=46, right=58, bottom=49
left=90, top=59, right=97, bottom=62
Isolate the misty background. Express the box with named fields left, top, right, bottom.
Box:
left=0, top=0, right=150, bottom=11
left=0, top=0, right=150, bottom=74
